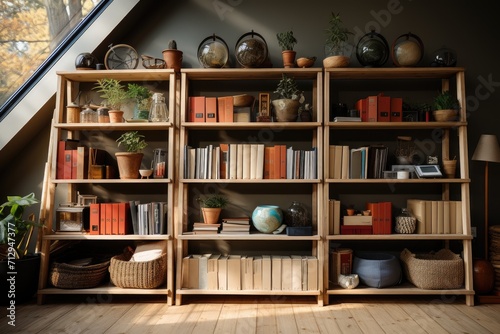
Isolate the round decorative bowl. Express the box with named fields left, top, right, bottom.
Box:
left=139, top=169, right=153, bottom=178
left=433, top=109, right=458, bottom=121
left=251, top=205, right=283, bottom=233
left=296, top=57, right=316, bottom=68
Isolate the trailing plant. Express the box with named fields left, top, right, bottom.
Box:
left=197, top=194, right=230, bottom=208
left=94, top=78, right=128, bottom=110
left=116, top=131, right=147, bottom=152
left=434, top=90, right=460, bottom=110
left=127, top=83, right=152, bottom=111
left=274, top=74, right=304, bottom=101
left=276, top=30, right=297, bottom=51
left=325, top=12, right=353, bottom=55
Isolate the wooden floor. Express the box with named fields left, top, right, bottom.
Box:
left=2, top=295, right=500, bottom=333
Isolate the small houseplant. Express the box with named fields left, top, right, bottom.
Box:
left=162, top=40, right=183, bottom=72
left=127, top=83, right=152, bottom=120
left=276, top=30, right=297, bottom=68
left=94, top=78, right=128, bottom=122
left=198, top=194, right=230, bottom=224
left=0, top=193, right=41, bottom=304
left=272, top=74, right=304, bottom=122
left=115, top=131, right=147, bottom=179
left=433, top=90, right=460, bottom=121
left=323, top=12, right=353, bottom=68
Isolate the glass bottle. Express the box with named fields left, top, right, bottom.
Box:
left=152, top=148, right=167, bottom=178
left=149, top=92, right=168, bottom=122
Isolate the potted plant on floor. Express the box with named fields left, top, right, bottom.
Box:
left=272, top=74, right=304, bottom=122
left=0, top=193, right=41, bottom=304
left=432, top=90, right=460, bottom=121
left=198, top=194, right=230, bottom=224
left=276, top=30, right=297, bottom=68
left=94, top=78, right=128, bottom=122
left=323, top=12, right=353, bottom=68
left=127, top=83, right=153, bottom=120
left=116, top=131, right=147, bottom=179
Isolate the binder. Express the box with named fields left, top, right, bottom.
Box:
left=377, top=94, right=391, bottom=122
left=390, top=97, right=403, bottom=122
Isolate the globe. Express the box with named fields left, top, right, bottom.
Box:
left=198, top=38, right=229, bottom=68
left=394, top=40, right=422, bottom=66
left=356, top=31, right=389, bottom=67
left=251, top=205, right=283, bottom=233
left=235, top=31, right=268, bottom=68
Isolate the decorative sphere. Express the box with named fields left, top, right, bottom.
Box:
left=235, top=31, right=268, bottom=68
left=393, top=40, right=422, bottom=66
left=356, top=31, right=389, bottom=67
left=251, top=205, right=283, bottom=233
left=198, top=38, right=228, bottom=68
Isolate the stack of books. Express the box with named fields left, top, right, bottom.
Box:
left=220, top=217, right=251, bottom=234
left=192, top=222, right=220, bottom=234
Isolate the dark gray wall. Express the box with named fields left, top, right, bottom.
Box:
left=2, top=0, right=499, bottom=257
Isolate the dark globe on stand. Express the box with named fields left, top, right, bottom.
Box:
left=356, top=31, right=389, bottom=67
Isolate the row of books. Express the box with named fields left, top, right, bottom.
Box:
left=184, top=143, right=317, bottom=180
left=181, top=254, right=318, bottom=291
left=57, top=140, right=110, bottom=179
left=329, top=145, right=388, bottom=179
left=329, top=200, right=392, bottom=235
left=129, top=201, right=168, bottom=235
left=188, top=96, right=252, bottom=123
left=89, top=202, right=130, bottom=235
left=191, top=217, right=252, bottom=235
left=355, top=93, right=403, bottom=122
left=406, top=199, right=463, bottom=234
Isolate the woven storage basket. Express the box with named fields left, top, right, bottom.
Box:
left=109, top=252, right=167, bottom=289
left=400, top=248, right=464, bottom=289
left=50, top=260, right=110, bottom=289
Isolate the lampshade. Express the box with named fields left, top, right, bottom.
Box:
left=472, top=134, right=500, bottom=163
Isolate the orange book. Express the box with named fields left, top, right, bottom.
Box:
left=220, top=143, right=229, bottom=179
left=264, top=146, right=272, bottom=179
left=205, top=97, right=217, bottom=122
left=273, top=145, right=281, bottom=180
left=366, top=202, right=378, bottom=234
left=217, top=97, right=226, bottom=122
left=355, top=98, right=368, bottom=122
left=367, top=95, right=378, bottom=122
left=71, top=149, right=78, bottom=179
left=390, top=97, right=403, bottom=122
left=279, top=145, right=287, bottom=179
left=377, top=94, right=391, bottom=122
left=224, top=96, right=234, bottom=122
left=105, top=203, right=112, bottom=235
left=111, top=203, right=119, bottom=235
left=118, top=202, right=130, bottom=235
left=382, top=202, right=392, bottom=234
left=57, top=139, right=78, bottom=179
left=99, top=204, right=106, bottom=235
left=63, top=150, right=72, bottom=180
left=89, top=203, right=100, bottom=235
left=190, top=96, right=206, bottom=122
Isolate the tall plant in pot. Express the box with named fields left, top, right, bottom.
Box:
left=116, top=131, right=147, bottom=179
left=276, top=30, right=297, bottom=68
left=323, top=12, right=353, bottom=68
left=94, top=78, right=128, bottom=122
left=433, top=90, right=460, bottom=121
left=0, top=193, right=41, bottom=304
left=198, top=194, right=230, bottom=224
left=272, top=74, right=304, bottom=122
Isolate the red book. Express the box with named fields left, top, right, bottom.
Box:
left=366, top=202, right=380, bottom=234
left=377, top=94, right=391, bottom=122
left=118, top=202, right=130, bottom=235
left=105, top=203, right=112, bottom=235
left=383, top=202, right=392, bottom=234
left=205, top=97, right=217, bottom=122
left=367, top=96, right=378, bottom=122
left=224, top=96, right=234, bottom=122
left=264, top=146, right=272, bottom=179
left=220, top=143, right=229, bottom=179
left=390, top=97, right=403, bottom=122
left=57, top=139, right=79, bottom=179
left=279, top=145, right=287, bottom=179
left=89, top=203, right=100, bottom=235
left=63, top=150, right=72, bottom=180
left=71, top=150, right=78, bottom=179
left=355, top=98, right=368, bottom=122
left=217, top=97, right=226, bottom=122
left=190, top=96, right=206, bottom=122
left=111, top=203, right=119, bottom=235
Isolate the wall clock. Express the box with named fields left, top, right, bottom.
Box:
left=104, top=44, right=139, bottom=70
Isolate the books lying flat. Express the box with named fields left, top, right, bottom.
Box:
left=333, top=117, right=361, bottom=122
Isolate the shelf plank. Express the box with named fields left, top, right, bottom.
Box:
left=327, top=234, right=472, bottom=241
left=327, top=284, right=474, bottom=296
left=43, top=234, right=172, bottom=241
left=39, top=286, right=170, bottom=295
left=178, top=233, right=320, bottom=241
left=325, top=67, right=466, bottom=79
left=56, top=69, right=175, bottom=81
left=182, top=68, right=322, bottom=80
left=181, top=178, right=321, bottom=184
left=327, top=121, right=466, bottom=129
left=177, top=289, right=320, bottom=296
left=54, top=122, right=173, bottom=130
left=325, top=178, right=470, bottom=184
left=182, top=122, right=321, bottom=130
left=52, top=178, right=172, bottom=184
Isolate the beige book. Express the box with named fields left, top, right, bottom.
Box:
left=271, top=256, right=282, bottom=290
left=229, top=144, right=238, bottom=179
left=333, top=200, right=341, bottom=235
left=333, top=145, right=343, bottom=179
left=443, top=201, right=451, bottom=234
left=253, top=256, right=262, bottom=290
left=431, top=201, right=438, bottom=234
left=424, top=201, right=432, bottom=234
left=301, top=256, right=308, bottom=291
left=198, top=254, right=211, bottom=290
left=218, top=255, right=228, bottom=290
left=262, top=255, right=272, bottom=290
left=341, top=145, right=350, bottom=179
left=329, top=145, right=335, bottom=178
left=455, top=201, right=463, bottom=234
left=188, top=254, right=201, bottom=289
left=449, top=201, right=457, bottom=234
left=242, top=144, right=251, bottom=179
left=255, top=144, right=264, bottom=179
left=207, top=254, right=220, bottom=290
left=242, top=256, right=253, bottom=290
left=328, top=200, right=334, bottom=234
left=291, top=255, right=302, bottom=291
left=407, top=199, right=425, bottom=234
left=182, top=255, right=190, bottom=288
left=250, top=144, right=258, bottom=179
left=437, top=201, right=444, bottom=234
left=227, top=255, right=241, bottom=290
left=307, top=256, right=318, bottom=291
left=281, top=256, right=292, bottom=291
left=237, top=143, right=243, bottom=179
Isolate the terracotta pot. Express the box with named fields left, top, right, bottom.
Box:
left=281, top=50, right=296, bottom=68
left=202, top=207, right=222, bottom=224
left=272, top=99, right=300, bottom=122
left=115, top=152, right=143, bottom=179
left=162, top=49, right=183, bottom=72
left=108, top=110, right=124, bottom=123
left=323, top=55, right=350, bottom=68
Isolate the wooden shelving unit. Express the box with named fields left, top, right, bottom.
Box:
left=175, top=68, right=325, bottom=306
left=323, top=67, right=474, bottom=306
left=37, top=69, right=177, bottom=305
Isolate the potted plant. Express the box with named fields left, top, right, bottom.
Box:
left=433, top=90, right=460, bottom=121
left=198, top=194, right=230, bottom=224
left=127, top=83, right=152, bottom=120
left=115, top=131, right=147, bottom=179
left=162, top=40, right=183, bottom=72
left=94, top=78, right=128, bottom=122
left=276, top=30, right=297, bottom=68
left=272, top=74, right=304, bottom=122
left=0, top=193, right=41, bottom=304
left=323, top=12, right=353, bottom=68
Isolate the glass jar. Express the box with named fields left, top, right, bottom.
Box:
left=395, top=208, right=416, bottom=234
left=80, top=106, right=97, bottom=123
left=152, top=148, right=167, bottom=178
left=284, top=201, right=309, bottom=227
left=149, top=92, right=168, bottom=122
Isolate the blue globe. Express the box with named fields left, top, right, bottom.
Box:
left=252, top=205, right=283, bottom=233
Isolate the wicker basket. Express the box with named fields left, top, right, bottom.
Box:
left=400, top=248, right=464, bottom=289
left=50, top=260, right=110, bottom=289
left=109, top=252, right=167, bottom=289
